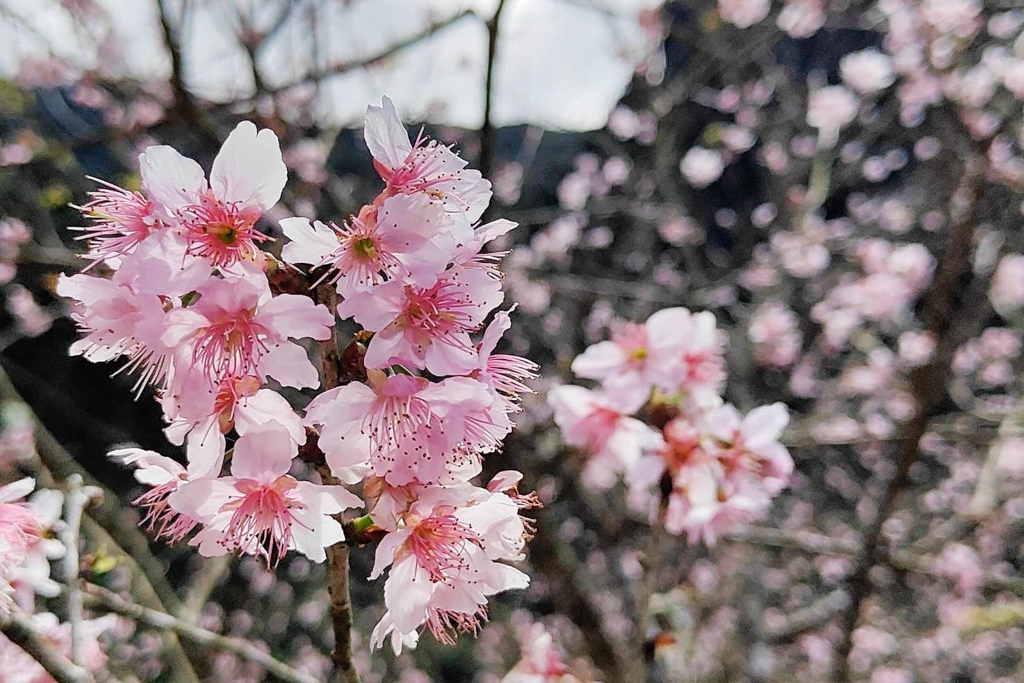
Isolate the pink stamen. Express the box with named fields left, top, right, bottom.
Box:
left=178, top=194, right=269, bottom=268
left=71, top=177, right=161, bottom=265
left=192, top=309, right=270, bottom=381
left=134, top=480, right=196, bottom=544
left=222, top=477, right=306, bottom=568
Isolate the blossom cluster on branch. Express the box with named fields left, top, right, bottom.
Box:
left=57, top=96, right=538, bottom=654
left=549, top=307, right=792, bottom=543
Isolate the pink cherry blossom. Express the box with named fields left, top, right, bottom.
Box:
left=547, top=385, right=663, bottom=489
left=679, top=147, right=725, bottom=188
left=168, top=427, right=361, bottom=566
left=110, top=448, right=198, bottom=544
left=56, top=272, right=176, bottom=392
left=841, top=49, right=897, bottom=94
left=281, top=193, right=455, bottom=294
left=718, top=0, right=770, bottom=29
left=365, top=96, right=492, bottom=222
left=162, top=275, right=334, bottom=390
left=139, top=121, right=287, bottom=269
left=161, top=372, right=305, bottom=478
left=304, top=372, right=507, bottom=486
left=71, top=177, right=164, bottom=265
left=472, top=310, right=539, bottom=412
left=0, top=478, right=39, bottom=615
left=337, top=264, right=503, bottom=376
left=369, top=486, right=529, bottom=653
left=502, top=624, right=577, bottom=683
left=807, top=86, right=860, bottom=137
left=990, top=253, right=1024, bottom=314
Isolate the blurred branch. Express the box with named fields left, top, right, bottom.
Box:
left=55, top=474, right=101, bottom=665
left=832, top=132, right=992, bottom=682
left=527, top=509, right=630, bottom=682
left=763, top=589, right=851, bottom=644
left=154, top=0, right=219, bottom=147
left=0, top=607, right=95, bottom=683
left=79, top=584, right=321, bottom=683
left=265, top=9, right=477, bottom=95
left=0, top=364, right=202, bottom=683
left=178, top=556, right=232, bottom=623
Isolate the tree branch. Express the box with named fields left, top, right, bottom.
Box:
left=478, top=0, right=509, bottom=186
left=264, top=10, right=477, bottom=95
left=0, top=607, right=95, bottom=683
left=312, top=284, right=361, bottom=683
left=831, top=136, right=990, bottom=682
left=79, top=584, right=320, bottom=683
left=0, top=364, right=201, bottom=683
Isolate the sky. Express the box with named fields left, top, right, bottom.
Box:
left=0, top=0, right=664, bottom=131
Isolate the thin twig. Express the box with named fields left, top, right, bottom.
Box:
left=265, top=10, right=477, bottom=95
left=0, top=607, right=95, bottom=683
left=78, top=584, right=320, bottom=683
left=55, top=474, right=99, bottom=664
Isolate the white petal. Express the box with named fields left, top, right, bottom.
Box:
left=210, top=121, right=287, bottom=211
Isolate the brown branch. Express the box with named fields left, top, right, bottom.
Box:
left=311, top=284, right=361, bottom=683
left=478, top=0, right=509, bottom=186
left=831, top=135, right=990, bottom=682
left=154, top=0, right=219, bottom=147
left=0, top=607, right=95, bottom=683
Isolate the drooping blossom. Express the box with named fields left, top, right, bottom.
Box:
left=369, top=486, right=529, bottom=653
left=472, top=310, right=540, bottom=412
left=110, top=448, right=198, bottom=544
left=168, top=427, right=362, bottom=566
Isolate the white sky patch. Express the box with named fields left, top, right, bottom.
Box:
left=0, top=0, right=662, bottom=131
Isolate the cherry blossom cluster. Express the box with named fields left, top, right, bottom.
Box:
left=548, top=307, right=792, bottom=543
left=59, top=97, right=538, bottom=652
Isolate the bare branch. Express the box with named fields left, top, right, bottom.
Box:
left=0, top=607, right=95, bottom=683
left=479, top=0, right=509, bottom=186
left=832, top=133, right=992, bottom=682
left=79, top=584, right=321, bottom=683
left=265, top=10, right=477, bottom=95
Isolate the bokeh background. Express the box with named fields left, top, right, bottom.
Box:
left=3, top=0, right=1024, bottom=682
